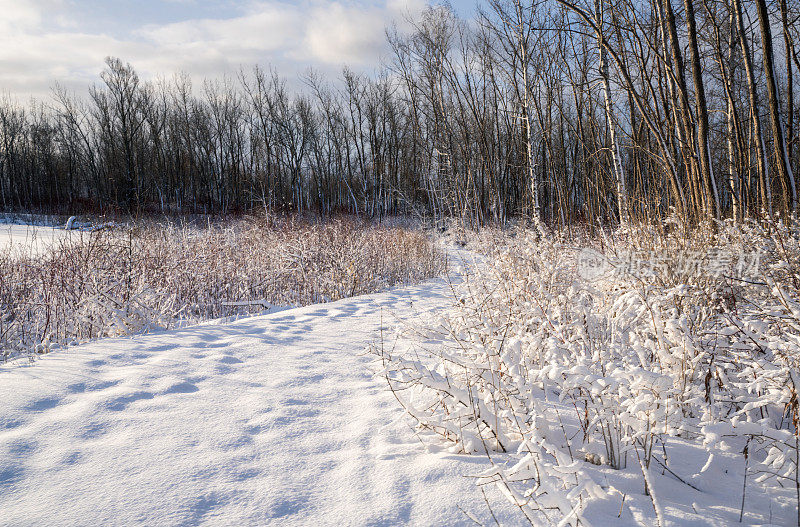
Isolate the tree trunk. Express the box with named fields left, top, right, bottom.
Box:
left=782, top=0, right=794, bottom=166
left=757, top=0, right=798, bottom=214
left=734, top=0, right=772, bottom=217
left=683, top=0, right=719, bottom=219
left=516, top=0, right=544, bottom=233
left=596, top=0, right=629, bottom=226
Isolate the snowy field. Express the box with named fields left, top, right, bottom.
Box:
left=0, top=256, right=520, bottom=526
left=0, top=223, right=71, bottom=256
left=3, top=225, right=800, bottom=526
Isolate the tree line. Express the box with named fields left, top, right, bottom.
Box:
left=1, top=0, right=800, bottom=226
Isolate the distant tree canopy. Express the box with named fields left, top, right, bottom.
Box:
left=2, top=0, right=800, bottom=227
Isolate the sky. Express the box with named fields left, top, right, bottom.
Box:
left=0, top=0, right=476, bottom=102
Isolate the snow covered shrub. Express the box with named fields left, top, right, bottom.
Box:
left=0, top=216, right=444, bottom=361
left=377, top=218, right=800, bottom=525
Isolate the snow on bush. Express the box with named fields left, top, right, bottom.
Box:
left=376, top=218, right=800, bottom=524
left=0, top=216, right=444, bottom=361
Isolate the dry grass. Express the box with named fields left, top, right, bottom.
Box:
left=0, top=216, right=444, bottom=361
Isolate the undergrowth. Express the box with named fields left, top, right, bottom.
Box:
left=376, top=217, right=800, bottom=525
left=0, top=216, right=444, bottom=362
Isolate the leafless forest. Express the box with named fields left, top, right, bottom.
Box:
left=1, top=0, right=798, bottom=227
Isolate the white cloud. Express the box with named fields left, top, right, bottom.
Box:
left=304, top=3, right=388, bottom=65
left=0, top=0, right=427, bottom=102
left=138, top=3, right=301, bottom=52
left=301, top=0, right=430, bottom=66
left=0, top=0, right=42, bottom=31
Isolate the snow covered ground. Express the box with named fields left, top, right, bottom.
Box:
left=0, top=223, right=71, bottom=256
left=0, top=258, right=520, bottom=526
left=5, top=236, right=795, bottom=526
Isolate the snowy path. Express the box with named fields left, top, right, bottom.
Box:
left=0, top=269, right=517, bottom=526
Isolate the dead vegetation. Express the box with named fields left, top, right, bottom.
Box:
left=0, top=216, right=444, bottom=362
